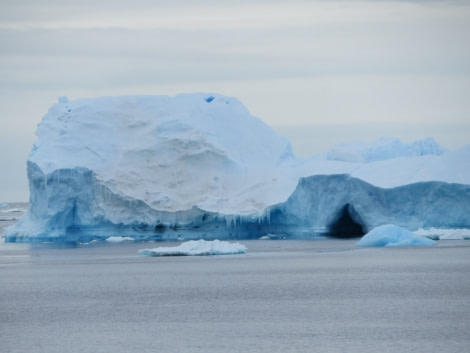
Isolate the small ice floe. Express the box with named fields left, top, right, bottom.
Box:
left=0, top=208, right=24, bottom=213
left=356, top=224, right=437, bottom=247
left=413, top=227, right=470, bottom=240
left=105, top=236, right=135, bottom=243
left=0, top=217, right=20, bottom=221
left=259, top=233, right=279, bottom=240
left=259, top=233, right=285, bottom=240
left=138, top=239, right=247, bottom=256
left=0, top=203, right=8, bottom=208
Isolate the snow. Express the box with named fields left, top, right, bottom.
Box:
left=2, top=93, right=470, bottom=242
left=356, top=224, right=437, bottom=247
left=27, top=93, right=294, bottom=215
left=348, top=145, right=470, bottom=188
left=138, top=239, right=247, bottom=256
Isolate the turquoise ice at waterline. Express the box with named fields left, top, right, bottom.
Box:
left=356, top=224, right=437, bottom=247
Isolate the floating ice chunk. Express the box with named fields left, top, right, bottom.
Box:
left=356, top=224, right=437, bottom=247
left=138, top=239, right=247, bottom=256
left=105, top=236, right=135, bottom=243
left=258, top=233, right=285, bottom=240
left=413, top=227, right=470, bottom=240
left=0, top=208, right=25, bottom=213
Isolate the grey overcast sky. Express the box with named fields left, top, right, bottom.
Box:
left=1, top=0, right=470, bottom=201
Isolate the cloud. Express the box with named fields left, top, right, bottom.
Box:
left=2, top=0, right=470, bottom=30
left=1, top=1, right=469, bottom=73
left=1, top=0, right=470, bottom=200
left=1, top=1, right=329, bottom=31
left=1, top=0, right=469, bottom=108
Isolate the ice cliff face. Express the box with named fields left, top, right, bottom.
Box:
left=267, top=175, right=470, bottom=237
left=3, top=93, right=470, bottom=242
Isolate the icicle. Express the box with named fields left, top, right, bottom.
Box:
left=224, top=215, right=233, bottom=228
left=170, top=213, right=176, bottom=227
left=265, top=207, right=271, bottom=225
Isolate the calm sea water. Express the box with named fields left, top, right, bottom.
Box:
left=1, top=204, right=470, bottom=352
left=0, top=202, right=27, bottom=231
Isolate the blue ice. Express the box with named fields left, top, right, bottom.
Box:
left=356, top=224, right=437, bottom=247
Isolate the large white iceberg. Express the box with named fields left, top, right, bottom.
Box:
left=3, top=93, right=470, bottom=242
left=356, top=224, right=437, bottom=247
left=138, top=239, right=247, bottom=256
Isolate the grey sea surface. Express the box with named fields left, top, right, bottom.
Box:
left=0, top=202, right=27, bottom=230
left=1, top=233, right=469, bottom=353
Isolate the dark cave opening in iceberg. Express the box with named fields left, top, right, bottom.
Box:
left=328, top=204, right=365, bottom=238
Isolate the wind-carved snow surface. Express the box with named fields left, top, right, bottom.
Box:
left=3, top=93, right=470, bottom=242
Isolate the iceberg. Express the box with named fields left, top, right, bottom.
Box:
left=356, top=224, right=437, bottom=247
left=322, top=137, right=446, bottom=163
left=265, top=175, right=470, bottom=238
left=3, top=93, right=470, bottom=242
left=138, top=239, right=247, bottom=256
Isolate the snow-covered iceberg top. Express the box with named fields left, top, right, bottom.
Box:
left=138, top=239, right=247, bottom=256
left=356, top=224, right=437, bottom=247
left=28, top=93, right=295, bottom=215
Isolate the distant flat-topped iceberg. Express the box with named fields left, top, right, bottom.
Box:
left=3, top=93, right=470, bottom=242
left=321, top=136, right=446, bottom=163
